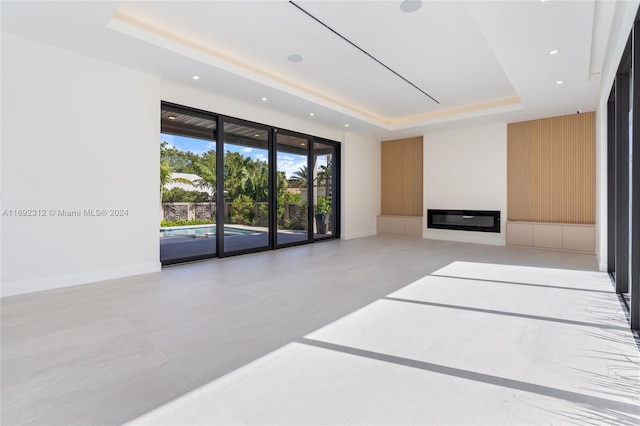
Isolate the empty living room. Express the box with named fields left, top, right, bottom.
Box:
left=2, top=1, right=639, bottom=425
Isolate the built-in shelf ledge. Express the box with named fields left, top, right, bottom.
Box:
left=377, top=215, right=423, bottom=238
left=506, top=221, right=595, bottom=253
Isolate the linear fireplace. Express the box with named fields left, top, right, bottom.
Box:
left=427, top=209, right=501, bottom=233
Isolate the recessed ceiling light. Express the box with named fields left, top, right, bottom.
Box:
left=167, top=115, right=177, bottom=120
left=548, top=49, right=559, bottom=55
left=301, top=142, right=306, bottom=146
left=400, top=0, right=422, bottom=13
left=192, top=75, right=200, bottom=80
left=309, top=113, right=315, bottom=116
left=556, top=80, right=564, bottom=85
left=261, top=97, right=267, bottom=101
left=344, top=124, right=350, bottom=127
left=287, top=54, right=303, bottom=63
left=254, top=133, right=260, bottom=137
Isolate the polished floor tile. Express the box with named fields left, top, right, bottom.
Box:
left=2, top=236, right=638, bottom=425
left=349, top=366, right=518, bottom=425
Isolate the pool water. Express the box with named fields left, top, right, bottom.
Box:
left=160, top=225, right=256, bottom=237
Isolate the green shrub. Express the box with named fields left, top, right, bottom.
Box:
left=255, top=203, right=269, bottom=227
left=160, top=218, right=215, bottom=227
left=231, top=195, right=255, bottom=225
left=316, top=196, right=331, bottom=215
left=162, top=187, right=210, bottom=203
left=286, top=217, right=307, bottom=230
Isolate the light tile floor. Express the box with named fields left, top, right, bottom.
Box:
left=2, top=236, right=638, bottom=425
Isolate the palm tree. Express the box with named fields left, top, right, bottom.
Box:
left=289, top=166, right=308, bottom=188
left=190, top=160, right=217, bottom=219
left=160, top=160, right=195, bottom=203
left=224, top=152, right=254, bottom=200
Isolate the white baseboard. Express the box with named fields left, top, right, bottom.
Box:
left=1, top=262, right=161, bottom=297
left=341, top=230, right=377, bottom=240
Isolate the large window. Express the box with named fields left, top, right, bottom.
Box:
left=313, top=140, right=338, bottom=239
left=276, top=131, right=310, bottom=246
left=160, top=105, right=217, bottom=265
left=159, top=102, right=340, bottom=264
left=220, top=120, right=271, bottom=255
left=608, top=14, right=640, bottom=331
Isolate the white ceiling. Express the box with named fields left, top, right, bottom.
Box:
left=0, top=1, right=630, bottom=137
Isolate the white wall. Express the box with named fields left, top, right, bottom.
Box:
left=162, top=82, right=381, bottom=241
left=341, top=132, right=380, bottom=239
left=423, top=123, right=507, bottom=245
left=1, top=34, right=161, bottom=296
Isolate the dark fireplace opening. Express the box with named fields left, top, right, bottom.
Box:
left=427, top=209, right=501, bottom=233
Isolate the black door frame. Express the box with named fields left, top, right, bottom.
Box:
left=160, top=101, right=341, bottom=264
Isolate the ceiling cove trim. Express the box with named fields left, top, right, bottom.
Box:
left=289, top=1, right=440, bottom=105
left=109, top=8, right=521, bottom=131
left=389, top=96, right=524, bottom=129
left=108, top=9, right=391, bottom=129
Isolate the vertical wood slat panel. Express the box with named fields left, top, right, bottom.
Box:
left=507, top=112, right=595, bottom=224
left=381, top=136, right=423, bottom=216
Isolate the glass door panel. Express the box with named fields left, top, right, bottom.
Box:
left=221, top=122, right=270, bottom=254
left=160, top=105, right=217, bottom=265
left=276, top=133, right=309, bottom=245
left=313, top=141, right=335, bottom=239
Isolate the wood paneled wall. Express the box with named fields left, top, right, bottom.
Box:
left=381, top=136, right=423, bottom=216
left=507, top=112, right=595, bottom=224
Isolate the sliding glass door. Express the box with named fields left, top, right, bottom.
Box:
left=159, top=102, right=340, bottom=264
left=220, top=120, right=270, bottom=255
left=276, top=131, right=310, bottom=246
left=313, top=140, right=338, bottom=239
left=160, top=104, right=217, bottom=265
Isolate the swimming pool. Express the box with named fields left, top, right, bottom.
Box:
left=160, top=225, right=257, bottom=237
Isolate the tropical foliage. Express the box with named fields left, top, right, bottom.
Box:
left=161, top=142, right=307, bottom=228
left=289, top=166, right=308, bottom=188
left=160, top=160, right=195, bottom=203
left=161, top=218, right=215, bottom=227
left=315, top=196, right=331, bottom=215
left=162, top=187, right=210, bottom=203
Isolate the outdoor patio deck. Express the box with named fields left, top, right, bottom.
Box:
left=160, top=231, right=330, bottom=262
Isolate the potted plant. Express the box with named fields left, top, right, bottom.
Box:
left=315, top=196, right=331, bottom=234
